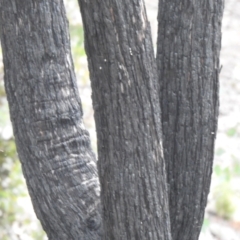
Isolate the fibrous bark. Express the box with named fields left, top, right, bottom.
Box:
left=0, top=1, right=102, bottom=239
left=0, top=0, right=224, bottom=238
left=78, top=0, right=172, bottom=239
left=157, top=1, right=224, bottom=239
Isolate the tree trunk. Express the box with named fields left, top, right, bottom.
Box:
left=0, top=1, right=102, bottom=239
left=0, top=0, right=224, bottom=239
left=78, top=0, right=172, bottom=239
left=156, top=1, right=224, bottom=239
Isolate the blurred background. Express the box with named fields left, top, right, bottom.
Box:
left=0, top=0, right=239, bottom=239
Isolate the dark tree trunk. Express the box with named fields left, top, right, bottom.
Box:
left=0, top=1, right=102, bottom=239
left=157, top=1, right=224, bottom=239
left=78, top=0, right=171, bottom=240
left=0, top=0, right=224, bottom=239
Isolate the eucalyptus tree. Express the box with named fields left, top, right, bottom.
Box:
left=0, top=0, right=223, bottom=239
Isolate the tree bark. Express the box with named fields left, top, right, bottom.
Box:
left=78, top=0, right=172, bottom=239
left=0, top=0, right=224, bottom=239
left=157, top=1, right=224, bottom=239
left=0, top=1, right=102, bottom=239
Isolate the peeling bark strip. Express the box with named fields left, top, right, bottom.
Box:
left=157, top=1, right=224, bottom=240
left=0, top=1, right=102, bottom=239
left=78, top=0, right=172, bottom=239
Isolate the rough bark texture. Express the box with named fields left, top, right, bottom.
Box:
left=157, top=1, right=224, bottom=239
left=0, top=1, right=102, bottom=239
left=78, top=0, right=172, bottom=240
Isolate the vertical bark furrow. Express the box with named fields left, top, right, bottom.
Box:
left=157, top=1, right=224, bottom=239
left=0, top=1, right=102, bottom=239
left=78, top=0, right=172, bottom=239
